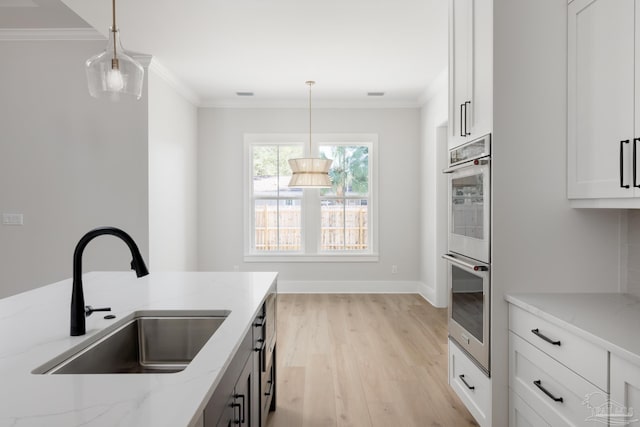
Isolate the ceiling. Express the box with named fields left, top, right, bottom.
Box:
left=5, top=0, right=448, bottom=107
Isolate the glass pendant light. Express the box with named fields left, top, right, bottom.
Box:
left=86, top=0, right=144, bottom=100
left=288, top=81, right=333, bottom=188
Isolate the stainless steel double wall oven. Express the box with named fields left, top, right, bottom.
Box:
left=443, top=134, right=491, bottom=375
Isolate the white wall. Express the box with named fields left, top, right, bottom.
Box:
left=492, top=0, right=625, bottom=424
left=419, top=72, right=449, bottom=306
left=0, top=40, right=149, bottom=298
left=148, top=65, right=198, bottom=271
left=197, top=108, right=421, bottom=288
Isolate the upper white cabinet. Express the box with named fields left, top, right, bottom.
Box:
left=568, top=0, right=640, bottom=207
left=448, top=0, right=493, bottom=149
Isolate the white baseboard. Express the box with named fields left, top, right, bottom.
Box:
left=277, top=280, right=420, bottom=294
left=417, top=282, right=435, bottom=305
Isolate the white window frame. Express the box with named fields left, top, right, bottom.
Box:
left=244, top=133, right=379, bottom=262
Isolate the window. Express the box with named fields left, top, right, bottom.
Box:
left=319, top=145, right=370, bottom=251
left=245, top=134, right=377, bottom=261
left=251, top=144, right=303, bottom=252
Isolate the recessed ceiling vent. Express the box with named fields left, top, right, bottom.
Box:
left=236, top=91, right=254, bottom=97
left=367, top=92, right=385, bottom=97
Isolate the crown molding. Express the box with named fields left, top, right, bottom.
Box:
left=199, top=97, right=422, bottom=109
left=0, top=27, right=104, bottom=41
left=148, top=58, right=200, bottom=106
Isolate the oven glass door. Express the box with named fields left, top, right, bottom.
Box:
left=445, top=253, right=490, bottom=373
left=448, top=161, right=490, bottom=263
left=451, top=265, right=485, bottom=343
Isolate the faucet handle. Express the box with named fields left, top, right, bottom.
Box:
left=85, top=305, right=112, bottom=317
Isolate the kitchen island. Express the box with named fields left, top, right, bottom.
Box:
left=0, top=271, right=277, bottom=427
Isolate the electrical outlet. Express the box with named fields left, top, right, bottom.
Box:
left=233, top=265, right=239, bottom=272
left=391, top=265, right=398, bottom=274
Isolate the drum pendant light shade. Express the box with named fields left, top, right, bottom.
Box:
left=288, top=81, right=332, bottom=188
left=288, top=158, right=333, bottom=187
left=86, top=0, right=144, bottom=100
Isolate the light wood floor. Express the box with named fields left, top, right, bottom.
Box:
left=266, top=294, right=479, bottom=427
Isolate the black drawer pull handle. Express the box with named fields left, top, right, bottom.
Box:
left=464, top=100, right=471, bottom=136
left=533, top=380, right=563, bottom=403
left=231, top=402, right=241, bottom=425
left=234, top=394, right=246, bottom=423
left=621, top=139, right=630, bottom=189
left=254, top=338, right=265, bottom=352
left=254, top=316, right=266, bottom=327
left=531, top=328, right=561, bottom=346
left=459, top=374, right=475, bottom=390
left=265, top=378, right=274, bottom=396
left=634, top=138, right=640, bottom=188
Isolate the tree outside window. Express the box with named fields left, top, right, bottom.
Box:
left=320, top=145, right=370, bottom=251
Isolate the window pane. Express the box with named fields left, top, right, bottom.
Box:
left=321, top=199, right=368, bottom=251
left=278, top=200, right=302, bottom=251
left=319, top=145, right=369, bottom=197
left=254, top=199, right=301, bottom=252
left=321, top=200, right=344, bottom=250
left=253, top=146, right=278, bottom=196
left=253, top=145, right=303, bottom=197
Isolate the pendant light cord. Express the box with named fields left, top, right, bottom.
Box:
left=307, top=80, right=315, bottom=155
left=112, top=0, right=118, bottom=61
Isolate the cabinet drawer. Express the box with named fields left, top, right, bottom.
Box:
left=449, top=339, right=491, bottom=427
left=510, top=389, right=550, bottom=427
left=510, top=332, right=608, bottom=426
left=509, top=305, right=607, bottom=390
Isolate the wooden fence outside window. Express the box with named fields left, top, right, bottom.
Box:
left=254, top=205, right=368, bottom=251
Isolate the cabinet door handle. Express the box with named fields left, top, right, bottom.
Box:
left=231, top=402, right=241, bottom=425
left=265, top=377, right=275, bottom=396
left=464, top=101, right=471, bottom=136
left=621, top=140, right=630, bottom=188
left=531, top=328, right=561, bottom=346
left=254, top=338, right=265, bottom=352
left=234, top=394, right=245, bottom=424
left=634, top=138, right=640, bottom=188
left=460, top=104, right=465, bottom=137
left=254, top=316, right=266, bottom=328
left=458, top=374, right=475, bottom=390
left=533, top=380, right=564, bottom=403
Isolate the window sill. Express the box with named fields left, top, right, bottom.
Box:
left=243, top=254, right=379, bottom=263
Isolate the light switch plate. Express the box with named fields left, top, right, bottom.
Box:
left=2, top=213, right=24, bottom=225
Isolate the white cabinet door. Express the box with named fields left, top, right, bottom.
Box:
left=469, top=0, right=492, bottom=141
left=568, top=0, right=636, bottom=199
left=450, top=0, right=473, bottom=149
left=509, top=390, right=551, bottom=427
left=610, top=354, right=640, bottom=427
left=449, top=0, right=492, bottom=150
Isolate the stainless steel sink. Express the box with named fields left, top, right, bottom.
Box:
left=35, top=311, right=229, bottom=374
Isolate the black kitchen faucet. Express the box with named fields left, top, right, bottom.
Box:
left=70, top=226, right=149, bottom=336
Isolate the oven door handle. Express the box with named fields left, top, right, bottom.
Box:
left=443, top=157, right=490, bottom=174
left=442, top=254, right=489, bottom=272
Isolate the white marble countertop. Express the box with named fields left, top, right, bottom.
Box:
left=505, top=292, right=640, bottom=366
left=0, top=271, right=278, bottom=427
